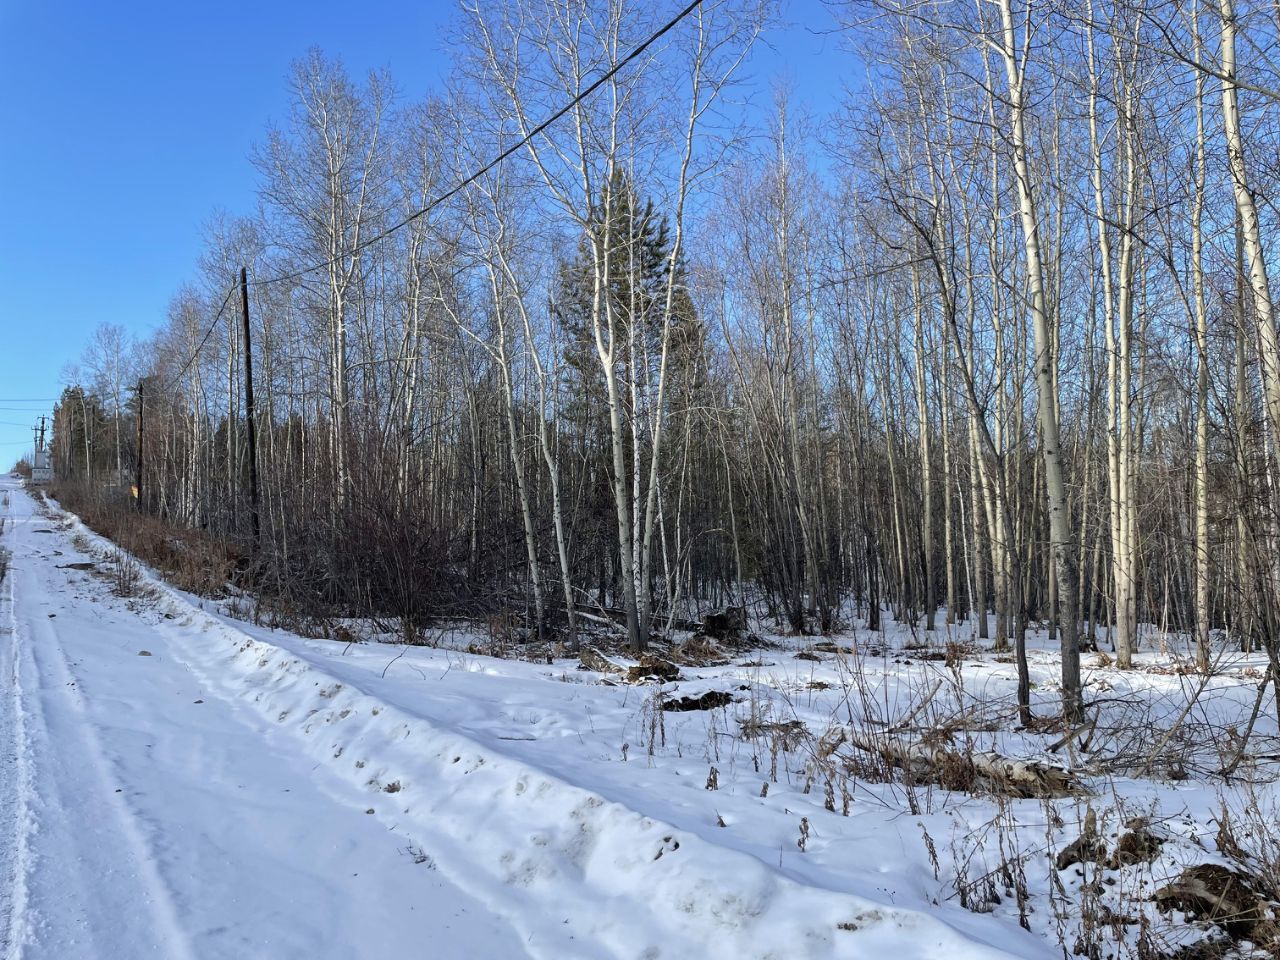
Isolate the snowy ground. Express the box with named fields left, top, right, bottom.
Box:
left=2, top=473, right=1277, bottom=959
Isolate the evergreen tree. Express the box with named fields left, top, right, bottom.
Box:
left=551, top=170, right=704, bottom=612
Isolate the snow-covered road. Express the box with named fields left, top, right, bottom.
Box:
left=0, top=476, right=531, bottom=959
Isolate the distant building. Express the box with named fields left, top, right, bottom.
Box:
left=31, top=446, right=52, bottom=484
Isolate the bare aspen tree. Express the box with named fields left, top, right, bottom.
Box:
left=1085, top=5, right=1140, bottom=669
left=256, top=52, right=391, bottom=517
left=447, top=166, right=548, bottom=639
left=911, top=260, right=937, bottom=632
left=1219, top=0, right=1280, bottom=653
left=991, top=0, right=1083, bottom=719
left=1191, top=3, right=1212, bottom=673
left=79, top=323, right=136, bottom=481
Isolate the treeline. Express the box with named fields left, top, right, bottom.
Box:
left=51, top=0, right=1280, bottom=721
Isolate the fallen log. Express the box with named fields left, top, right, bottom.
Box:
left=578, top=646, right=626, bottom=675
left=843, top=731, right=1083, bottom=798
left=578, top=648, right=683, bottom=684
left=663, top=690, right=735, bottom=712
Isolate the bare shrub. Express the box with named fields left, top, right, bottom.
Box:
left=111, top=550, right=141, bottom=597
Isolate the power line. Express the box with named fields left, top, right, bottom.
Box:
left=163, top=280, right=241, bottom=392
left=251, top=0, right=704, bottom=289
left=153, top=0, right=703, bottom=395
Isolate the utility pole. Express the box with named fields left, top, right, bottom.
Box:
left=135, top=380, right=144, bottom=509
left=240, top=267, right=260, bottom=549
left=33, top=416, right=47, bottom=482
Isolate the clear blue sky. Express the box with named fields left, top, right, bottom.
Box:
left=0, top=0, right=845, bottom=463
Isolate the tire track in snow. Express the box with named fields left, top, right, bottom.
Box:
left=0, top=493, right=34, bottom=960
left=5, top=487, right=198, bottom=960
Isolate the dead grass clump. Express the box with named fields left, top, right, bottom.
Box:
left=1055, top=808, right=1105, bottom=870
left=1109, top=819, right=1164, bottom=868
left=1154, top=864, right=1279, bottom=945
left=811, top=641, right=855, bottom=655
left=670, top=634, right=730, bottom=666
left=626, top=655, right=681, bottom=684
left=485, top=610, right=519, bottom=647
left=948, top=795, right=1033, bottom=928
left=739, top=717, right=807, bottom=745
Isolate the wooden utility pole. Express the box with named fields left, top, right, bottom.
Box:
left=240, top=267, right=260, bottom=549
left=135, top=380, right=144, bottom=509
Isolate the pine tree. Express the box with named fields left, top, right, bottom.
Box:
left=551, top=169, right=704, bottom=630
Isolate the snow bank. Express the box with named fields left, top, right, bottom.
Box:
left=172, top=615, right=1033, bottom=959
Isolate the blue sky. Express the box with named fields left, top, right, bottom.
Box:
left=0, top=0, right=845, bottom=462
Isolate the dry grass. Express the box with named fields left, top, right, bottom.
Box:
left=49, top=483, right=242, bottom=597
